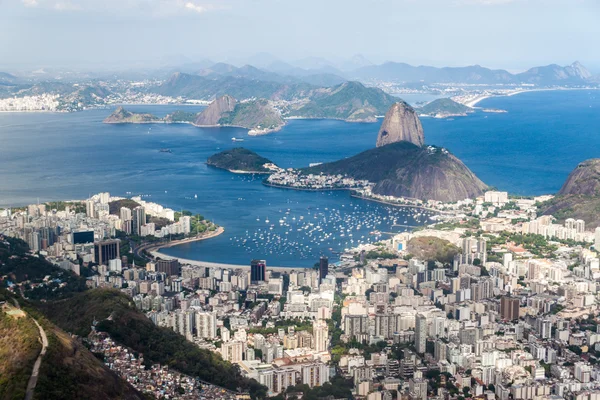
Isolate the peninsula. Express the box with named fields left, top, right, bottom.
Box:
left=265, top=101, right=488, bottom=203
left=103, top=95, right=286, bottom=134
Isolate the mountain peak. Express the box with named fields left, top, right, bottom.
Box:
left=376, top=102, right=424, bottom=148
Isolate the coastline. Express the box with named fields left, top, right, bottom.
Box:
left=349, top=193, right=450, bottom=214
left=466, top=87, right=600, bottom=107
left=262, top=181, right=358, bottom=192
left=146, top=227, right=310, bottom=271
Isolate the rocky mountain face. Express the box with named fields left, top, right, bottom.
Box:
left=542, top=159, right=600, bottom=228
left=376, top=102, right=424, bottom=147
left=194, top=95, right=237, bottom=126
left=558, top=159, right=600, bottom=196
left=305, top=142, right=487, bottom=202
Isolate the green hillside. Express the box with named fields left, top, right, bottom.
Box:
left=418, top=98, right=473, bottom=116
left=288, top=81, right=398, bottom=122
left=40, top=289, right=267, bottom=399
left=207, top=148, right=274, bottom=173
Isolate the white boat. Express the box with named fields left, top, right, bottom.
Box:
left=232, top=137, right=245, bottom=142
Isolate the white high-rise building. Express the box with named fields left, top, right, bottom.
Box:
left=313, top=320, right=329, bottom=353
left=221, top=341, right=244, bottom=363
left=415, top=314, right=427, bottom=354
left=99, top=192, right=110, bottom=204
left=595, top=227, right=600, bottom=250
left=196, top=311, right=217, bottom=339
left=301, top=363, right=329, bottom=388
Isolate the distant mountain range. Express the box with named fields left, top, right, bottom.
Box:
left=350, top=61, right=594, bottom=86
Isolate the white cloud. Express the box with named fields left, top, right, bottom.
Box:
left=184, top=1, right=208, bottom=13
left=17, top=0, right=222, bottom=14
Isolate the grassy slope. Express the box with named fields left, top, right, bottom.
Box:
left=0, top=309, right=40, bottom=400
left=19, top=305, right=146, bottom=400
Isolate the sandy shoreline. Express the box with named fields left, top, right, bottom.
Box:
left=467, top=87, right=599, bottom=107
left=151, top=226, right=311, bottom=271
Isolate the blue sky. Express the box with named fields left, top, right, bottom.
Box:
left=1, top=0, right=599, bottom=72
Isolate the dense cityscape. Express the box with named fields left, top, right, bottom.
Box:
left=2, top=187, right=600, bottom=399
left=2, top=1, right=600, bottom=399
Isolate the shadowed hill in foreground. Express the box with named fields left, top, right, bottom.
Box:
left=40, top=289, right=267, bottom=399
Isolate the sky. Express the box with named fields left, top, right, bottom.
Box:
left=1, top=0, right=599, bottom=72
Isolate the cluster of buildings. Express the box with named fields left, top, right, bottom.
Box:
left=267, top=169, right=372, bottom=191
left=5, top=189, right=600, bottom=399
left=0, top=193, right=196, bottom=277
left=0, top=94, right=61, bottom=111
left=87, top=330, right=240, bottom=400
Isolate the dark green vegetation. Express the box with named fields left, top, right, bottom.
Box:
left=164, top=110, right=198, bottom=123
left=407, top=236, right=460, bottom=264
left=207, top=148, right=274, bottom=173
left=219, top=99, right=284, bottom=131
left=418, top=98, right=473, bottom=117
left=109, top=199, right=141, bottom=215
left=29, top=309, right=146, bottom=400
left=0, top=237, right=87, bottom=299
left=288, top=81, right=397, bottom=122
left=541, top=159, right=600, bottom=229
left=304, top=141, right=487, bottom=202
left=0, top=306, right=40, bottom=400
left=41, top=289, right=267, bottom=398
left=484, top=232, right=560, bottom=258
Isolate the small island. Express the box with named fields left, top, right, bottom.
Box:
left=417, top=98, right=474, bottom=118
left=207, top=147, right=279, bottom=174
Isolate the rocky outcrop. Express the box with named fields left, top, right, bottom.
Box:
left=194, top=95, right=237, bottom=126
left=376, top=102, right=424, bottom=147
left=541, top=159, right=600, bottom=228
left=558, top=159, right=600, bottom=196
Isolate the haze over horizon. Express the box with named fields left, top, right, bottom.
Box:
left=1, top=0, right=600, bottom=73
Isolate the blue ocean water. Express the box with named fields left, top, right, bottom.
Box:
left=0, top=90, right=598, bottom=266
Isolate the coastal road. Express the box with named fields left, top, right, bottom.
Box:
left=13, top=298, right=49, bottom=400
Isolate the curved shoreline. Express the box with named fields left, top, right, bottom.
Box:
left=469, top=87, right=599, bottom=107
left=150, top=226, right=311, bottom=271
left=144, top=226, right=225, bottom=254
